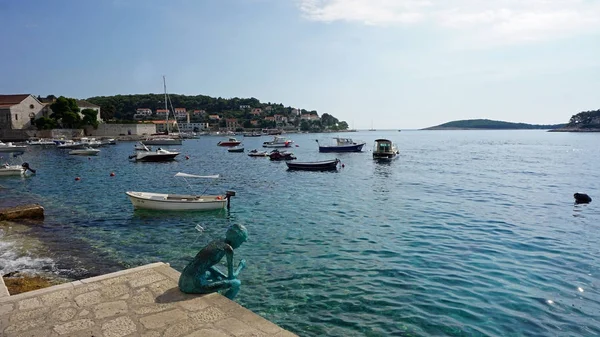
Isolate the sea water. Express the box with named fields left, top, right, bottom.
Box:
left=1, top=130, right=599, bottom=336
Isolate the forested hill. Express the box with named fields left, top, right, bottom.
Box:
left=423, top=119, right=566, bottom=130
left=551, top=109, right=600, bottom=131
left=86, top=93, right=323, bottom=122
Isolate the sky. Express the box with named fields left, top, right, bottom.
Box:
left=1, top=0, right=599, bottom=129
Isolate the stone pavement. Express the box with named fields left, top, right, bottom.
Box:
left=0, top=262, right=298, bottom=337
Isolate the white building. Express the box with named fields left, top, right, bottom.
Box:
left=0, top=94, right=45, bottom=130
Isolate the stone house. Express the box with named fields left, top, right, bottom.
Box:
left=76, top=100, right=102, bottom=122
left=0, top=94, right=45, bottom=130
left=225, top=118, right=239, bottom=131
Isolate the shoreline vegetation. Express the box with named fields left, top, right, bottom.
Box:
left=423, top=109, right=600, bottom=132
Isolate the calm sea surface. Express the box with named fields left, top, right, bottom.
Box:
left=1, top=130, right=600, bottom=336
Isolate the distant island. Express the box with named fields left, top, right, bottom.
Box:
left=549, top=109, right=600, bottom=132
left=423, top=119, right=566, bottom=130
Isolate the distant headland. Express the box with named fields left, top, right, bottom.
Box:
left=548, top=109, right=600, bottom=132
left=423, top=119, right=566, bottom=130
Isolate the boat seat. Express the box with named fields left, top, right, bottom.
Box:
left=167, top=194, right=197, bottom=200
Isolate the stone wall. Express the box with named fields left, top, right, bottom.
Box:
left=85, top=124, right=156, bottom=137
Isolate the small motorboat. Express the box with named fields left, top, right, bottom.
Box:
left=316, top=137, right=365, bottom=153
left=0, top=141, right=27, bottom=153
left=262, top=136, right=293, bottom=148
left=286, top=159, right=340, bottom=171
left=142, top=136, right=182, bottom=145
left=248, top=149, right=269, bottom=157
left=125, top=173, right=235, bottom=211
left=373, top=139, right=399, bottom=161
left=217, top=137, right=242, bottom=147
left=69, top=147, right=100, bottom=156
left=269, top=149, right=296, bottom=161
left=228, top=146, right=244, bottom=153
left=129, top=147, right=180, bottom=162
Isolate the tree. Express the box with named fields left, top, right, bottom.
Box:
left=100, top=104, right=116, bottom=121
left=300, top=121, right=311, bottom=131
left=50, top=96, right=80, bottom=121
left=61, top=111, right=82, bottom=129
left=81, top=109, right=99, bottom=129
left=34, top=117, right=57, bottom=130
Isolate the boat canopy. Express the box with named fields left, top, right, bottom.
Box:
left=175, top=172, right=219, bottom=179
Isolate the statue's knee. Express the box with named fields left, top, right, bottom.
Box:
left=231, top=279, right=241, bottom=289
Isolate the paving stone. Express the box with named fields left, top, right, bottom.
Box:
left=3, top=317, right=46, bottom=334
left=128, top=273, right=166, bottom=288
left=0, top=303, right=14, bottom=315
left=74, top=291, right=103, bottom=307
left=133, top=303, right=173, bottom=315
left=214, top=317, right=265, bottom=337
left=101, top=316, right=137, bottom=337
left=94, top=300, right=128, bottom=319
left=40, top=289, right=72, bottom=306
left=58, top=301, right=75, bottom=308
left=129, top=291, right=155, bottom=306
left=101, top=284, right=130, bottom=299
left=10, top=306, right=50, bottom=322
left=178, top=296, right=211, bottom=312
left=188, top=307, right=227, bottom=324
left=17, top=297, right=43, bottom=310
left=139, top=309, right=187, bottom=329
left=147, top=279, right=174, bottom=295
left=53, top=319, right=95, bottom=335
left=72, top=282, right=103, bottom=295
left=78, top=309, right=90, bottom=317
left=119, top=294, right=130, bottom=300
left=234, top=310, right=282, bottom=335
left=12, top=327, right=56, bottom=337
left=50, top=307, right=78, bottom=322
left=141, top=331, right=161, bottom=337
left=161, top=320, right=200, bottom=337
left=184, top=328, right=231, bottom=337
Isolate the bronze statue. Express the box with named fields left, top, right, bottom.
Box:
left=178, top=224, right=248, bottom=299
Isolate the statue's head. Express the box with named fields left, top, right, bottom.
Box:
left=225, top=224, right=248, bottom=249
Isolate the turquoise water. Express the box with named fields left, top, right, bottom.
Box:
left=1, top=130, right=600, bottom=336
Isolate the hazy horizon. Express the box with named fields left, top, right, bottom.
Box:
left=1, top=0, right=598, bottom=129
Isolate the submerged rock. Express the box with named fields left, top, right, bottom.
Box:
left=0, top=204, right=44, bottom=222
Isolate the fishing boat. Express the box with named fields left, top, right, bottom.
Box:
left=286, top=159, right=340, bottom=171
left=0, top=141, right=27, bottom=153
left=129, top=146, right=180, bottom=162
left=248, top=149, right=269, bottom=157
left=373, top=139, right=399, bottom=161
left=316, top=137, right=365, bottom=153
left=217, top=137, right=242, bottom=147
left=125, top=172, right=235, bottom=211
left=269, top=149, right=296, bottom=161
left=262, top=136, right=293, bottom=148
left=227, top=146, right=244, bottom=153
left=69, top=147, right=100, bottom=156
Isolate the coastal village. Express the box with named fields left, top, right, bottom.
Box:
left=0, top=93, right=349, bottom=142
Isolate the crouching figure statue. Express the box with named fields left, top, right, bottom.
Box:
left=178, top=224, right=248, bottom=300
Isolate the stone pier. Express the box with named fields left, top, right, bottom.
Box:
left=0, top=262, right=297, bottom=337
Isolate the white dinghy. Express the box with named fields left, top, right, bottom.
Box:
left=125, top=172, right=235, bottom=211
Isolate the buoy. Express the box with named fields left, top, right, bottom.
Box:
left=185, top=155, right=190, bottom=160
left=110, top=172, right=115, bottom=177
left=295, top=145, right=299, bottom=147
left=342, top=164, right=345, bottom=168
left=216, top=196, right=222, bottom=200
left=75, top=177, right=80, bottom=181
left=88, top=157, right=91, bottom=160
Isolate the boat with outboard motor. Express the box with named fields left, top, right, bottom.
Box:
left=262, top=136, right=293, bottom=148
left=218, top=137, right=242, bottom=147
left=125, top=172, right=235, bottom=211
left=0, top=162, right=36, bottom=176
left=129, top=144, right=180, bottom=162
left=286, top=159, right=340, bottom=171
left=269, top=149, right=296, bottom=161
left=228, top=146, right=244, bottom=153
left=248, top=149, right=269, bottom=157
left=316, top=137, right=365, bottom=153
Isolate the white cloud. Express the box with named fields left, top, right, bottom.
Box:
left=297, top=0, right=600, bottom=44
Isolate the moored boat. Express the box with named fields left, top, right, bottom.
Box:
left=0, top=141, right=27, bottom=153
left=0, top=162, right=36, bottom=176
left=262, top=136, right=293, bottom=148
left=248, top=149, right=269, bottom=157
left=129, top=147, right=180, bottom=162
left=69, top=147, right=100, bottom=156
left=316, top=137, right=365, bottom=153
left=125, top=173, right=235, bottom=211
left=286, top=159, right=340, bottom=171
left=269, top=149, right=296, bottom=161
left=228, top=146, right=244, bottom=153
left=217, top=137, right=242, bottom=147
left=373, top=139, right=399, bottom=161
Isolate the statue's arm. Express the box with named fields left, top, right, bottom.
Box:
left=234, top=259, right=246, bottom=278
left=208, top=266, right=227, bottom=280
left=226, top=247, right=235, bottom=280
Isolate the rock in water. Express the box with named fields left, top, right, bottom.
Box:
left=574, top=193, right=592, bottom=204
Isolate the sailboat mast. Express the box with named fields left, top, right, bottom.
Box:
left=163, top=76, right=168, bottom=134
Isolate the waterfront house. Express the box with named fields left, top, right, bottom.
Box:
left=301, top=114, right=320, bottom=121
left=251, top=108, right=262, bottom=115
left=0, top=94, right=45, bottom=130
left=225, top=118, right=239, bottom=131
left=155, top=109, right=168, bottom=117
left=134, top=108, right=153, bottom=120
left=174, top=108, right=187, bottom=120
left=76, top=100, right=102, bottom=122
left=192, top=109, right=206, bottom=116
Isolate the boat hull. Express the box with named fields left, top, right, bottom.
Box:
left=126, top=191, right=226, bottom=211
left=69, top=150, right=100, bottom=156
left=133, top=153, right=179, bottom=162
left=228, top=147, right=244, bottom=152
left=286, top=159, right=340, bottom=171
left=0, top=167, right=23, bottom=176
left=318, top=143, right=365, bottom=153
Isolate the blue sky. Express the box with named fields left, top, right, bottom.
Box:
left=1, top=0, right=599, bottom=129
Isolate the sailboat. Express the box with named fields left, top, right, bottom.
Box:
left=142, top=76, right=183, bottom=146
left=369, top=120, right=376, bottom=131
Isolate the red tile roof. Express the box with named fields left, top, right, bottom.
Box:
left=0, top=94, right=30, bottom=106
